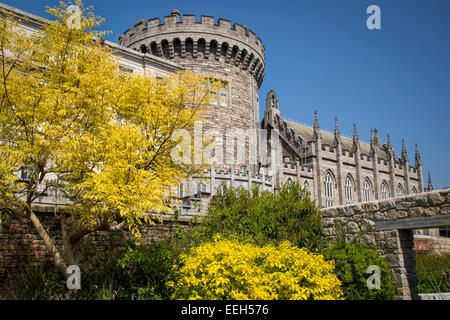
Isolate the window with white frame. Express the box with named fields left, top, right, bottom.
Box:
left=345, top=175, right=354, bottom=204
left=363, top=179, right=373, bottom=202
left=206, top=78, right=228, bottom=106
left=179, top=184, right=184, bottom=197
left=197, top=183, right=206, bottom=193
left=304, top=180, right=310, bottom=193
left=218, top=86, right=228, bottom=106
left=324, top=172, right=334, bottom=208
left=380, top=181, right=389, bottom=200
left=396, top=184, right=404, bottom=197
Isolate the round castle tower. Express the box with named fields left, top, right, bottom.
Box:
left=119, top=9, right=265, bottom=170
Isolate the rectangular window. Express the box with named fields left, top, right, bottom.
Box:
left=119, top=65, right=133, bottom=76
left=207, top=78, right=228, bottom=106
left=219, top=86, right=227, bottom=106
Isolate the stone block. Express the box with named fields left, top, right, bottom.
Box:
left=379, top=200, right=395, bottom=212
left=396, top=201, right=414, bottom=211
left=408, top=207, right=424, bottom=217
left=440, top=204, right=450, bottom=215
left=347, top=221, right=360, bottom=233
left=428, top=193, right=445, bottom=206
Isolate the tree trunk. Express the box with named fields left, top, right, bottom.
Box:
left=27, top=207, right=69, bottom=279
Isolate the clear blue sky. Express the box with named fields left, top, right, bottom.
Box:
left=5, top=0, right=450, bottom=189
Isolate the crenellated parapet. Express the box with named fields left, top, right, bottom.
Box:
left=119, top=10, right=266, bottom=87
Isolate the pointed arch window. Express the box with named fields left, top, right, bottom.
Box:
left=197, top=183, right=206, bottom=193
left=286, top=177, right=293, bottom=184
left=396, top=184, right=404, bottom=197
left=380, top=181, right=389, bottom=200
left=412, top=186, right=418, bottom=194
left=324, top=172, right=335, bottom=208
left=363, top=179, right=373, bottom=202
left=345, top=175, right=354, bottom=204
left=179, top=184, right=184, bottom=197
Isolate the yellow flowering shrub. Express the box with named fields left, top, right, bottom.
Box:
left=169, top=236, right=343, bottom=300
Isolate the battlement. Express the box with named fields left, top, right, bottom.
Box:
left=120, top=10, right=266, bottom=86
left=123, top=12, right=264, bottom=49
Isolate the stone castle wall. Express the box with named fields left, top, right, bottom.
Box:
left=321, top=188, right=450, bottom=299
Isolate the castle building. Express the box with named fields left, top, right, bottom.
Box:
left=1, top=3, right=433, bottom=214
left=262, top=90, right=426, bottom=208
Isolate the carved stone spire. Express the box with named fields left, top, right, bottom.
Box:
left=415, top=144, right=422, bottom=167
left=428, top=171, right=433, bottom=191
left=353, top=123, right=360, bottom=151
left=353, top=123, right=358, bottom=141
left=373, top=129, right=380, bottom=148
left=313, top=110, right=319, bottom=131
left=334, top=117, right=341, bottom=145
left=313, top=110, right=321, bottom=141
left=401, top=139, right=408, bottom=163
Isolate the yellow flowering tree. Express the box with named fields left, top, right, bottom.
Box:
left=0, top=1, right=214, bottom=278
left=169, top=236, right=343, bottom=300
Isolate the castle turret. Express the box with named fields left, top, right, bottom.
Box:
left=120, top=10, right=266, bottom=170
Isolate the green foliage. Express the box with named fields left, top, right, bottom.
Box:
left=416, top=252, right=450, bottom=293
left=14, top=261, right=67, bottom=300
left=323, top=242, right=397, bottom=300
left=118, top=240, right=180, bottom=299
left=186, top=182, right=324, bottom=251
left=11, top=237, right=178, bottom=300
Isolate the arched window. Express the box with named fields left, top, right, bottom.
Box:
left=396, top=184, right=404, bottom=197
left=161, top=39, right=170, bottom=58
left=324, top=172, right=334, bottom=208
left=412, top=186, right=418, bottom=194
left=173, top=38, right=182, bottom=57
left=286, top=177, right=293, bottom=184
left=380, top=181, right=389, bottom=200
left=345, top=175, right=354, bottom=204
left=197, top=38, right=206, bottom=57
left=197, top=183, right=206, bottom=193
left=216, top=184, right=224, bottom=195
left=185, top=38, right=194, bottom=57
left=304, top=180, right=310, bottom=193
left=179, top=184, right=184, bottom=197
left=209, top=40, right=218, bottom=56
left=150, top=41, right=159, bottom=56
left=363, top=179, right=373, bottom=202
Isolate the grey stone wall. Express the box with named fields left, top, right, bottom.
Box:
left=321, top=188, right=450, bottom=300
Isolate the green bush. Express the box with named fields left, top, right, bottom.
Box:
left=118, top=239, right=180, bottom=299
left=184, top=182, right=324, bottom=251
left=416, top=252, right=450, bottom=293
left=323, top=242, right=397, bottom=300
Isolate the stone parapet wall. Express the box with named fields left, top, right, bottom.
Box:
left=321, top=188, right=450, bottom=299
